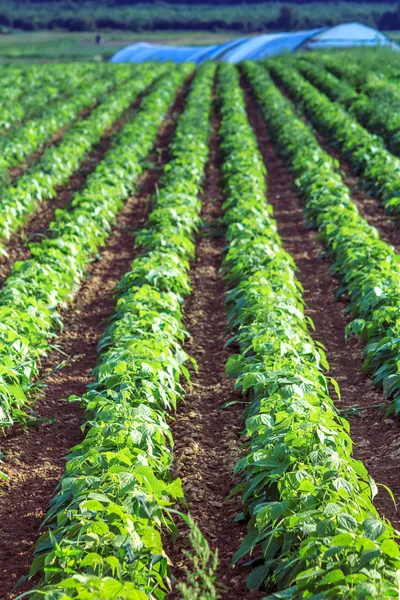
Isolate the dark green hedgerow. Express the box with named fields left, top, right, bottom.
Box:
left=217, top=61, right=400, bottom=599
left=21, top=62, right=216, bottom=600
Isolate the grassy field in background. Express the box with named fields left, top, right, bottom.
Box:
left=0, top=31, right=243, bottom=61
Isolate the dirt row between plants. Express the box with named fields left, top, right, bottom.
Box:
left=0, top=78, right=190, bottom=600
left=168, top=105, right=261, bottom=600
left=0, top=82, right=156, bottom=286
left=242, top=79, right=400, bottom=531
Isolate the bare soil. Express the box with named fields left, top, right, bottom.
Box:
left=0, top=80, right=189, bottom=600
left=169, top=110, right=261, bottom=600
left=243, top=80, right=400, bottom=531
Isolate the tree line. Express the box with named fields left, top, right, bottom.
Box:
left=2, top=1, right=400, bottom=32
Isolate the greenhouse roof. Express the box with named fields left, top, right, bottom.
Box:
left=110, top=22, right=397, bottom=64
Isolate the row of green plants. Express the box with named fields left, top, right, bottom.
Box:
left=0, top=63, right=134, bottom=179
left=24, top=61, right=216, bottom=600
left=0, top=63, right=165, bottom=250
left=310, top=49, right=400, bottom=89
left=0, top=63, right=97, bottom=102
left=316, top=53, right=394, bottom=91
left=320, top=56, right=368, bottom=88
left=268, top=59, right=400, bottom=217
left=0, top=64, right=191, bottom=431
left=218, top=60, right=400, bottom=599
left=296, top=56, right=400, bottom=156
left=250, top=64, right=400, bottom=414
left=295, top=56, right=357, bottom=107
left=246, top=62, right=400, bottom=407
left=0, top=63, right=38, bottom=102
left=0, top=63, right=103, bottom=133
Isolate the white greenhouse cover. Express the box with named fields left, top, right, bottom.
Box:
left=110, top=22, right=397, bottom=64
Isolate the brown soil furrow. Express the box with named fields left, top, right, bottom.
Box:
left=169, top=111, right=260, bottom=600
left=0, top=87, right=151, bottom=286
left=0, top=80, right=189, bottom=600
left=242, top=80, right=400, bottom=531
left=271, top=75, right=400, bottom=249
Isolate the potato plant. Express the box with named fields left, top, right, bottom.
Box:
left=244, top=62, right=400, bottom=414
left=0, top=63, right=134, bottom=177
left=0, top=63, right=167, bottom=247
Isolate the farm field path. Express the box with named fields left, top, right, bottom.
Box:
left=169, top=108, right=260, bottom=600
left=0, top=83, right=152, bottom=286
left=243, top=78, right=400, bottom=530
left=0, top=79, right=190, bottom=599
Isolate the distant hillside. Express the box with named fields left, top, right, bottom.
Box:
left=2, top=1, right=400, bottom=33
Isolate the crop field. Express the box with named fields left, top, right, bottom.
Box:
left=2, top=49, right=400, bottom=599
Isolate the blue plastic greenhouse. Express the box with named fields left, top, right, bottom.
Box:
left=110, top=22, right=397, bottom=64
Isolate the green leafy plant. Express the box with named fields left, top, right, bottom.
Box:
left=0, top=63, right=190, bottom=429
left=246, top=60, right=400, bottom=416
left=0, top=63, right=134, bottom=179
left=0, top=62, right=105, bottom=133
left=268, top=59, right=400, bottom=217
left=19, top=62, right=216, bottom=599
left=296, top=54, right=400, bottom=155
left=218, top=61, right=400, bottom=599
left=0, top=63, right=167, bottom=248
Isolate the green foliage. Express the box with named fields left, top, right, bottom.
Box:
left=0, top=64, right=123, bottom=176
left=0, top=62, right=94, bottom=131
left=20, top=62, right=216, bottom=599
left=0, top=63, right=156, bottom=245
left=297, top=54, right=400, bottom=155
left=259, top=58, right=400, bottom=413
left=219, top=61, right=400, bottom=598
left=268, top=59, right=400, bottom=217
left=0, top=63, right=190, bottom=428
left=0, top=1, right=395, bottom=34
left=318, top=47, right=400, bottom=83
